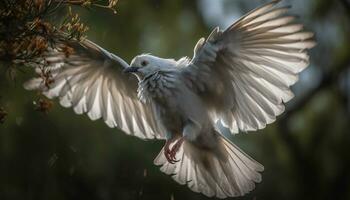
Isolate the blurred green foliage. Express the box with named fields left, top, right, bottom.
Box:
left=0, top=0, right=350, bottom=200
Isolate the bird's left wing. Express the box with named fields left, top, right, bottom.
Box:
left=24, top=39, right=165, bottom=139
left=181, top=0, right=316, bottom=134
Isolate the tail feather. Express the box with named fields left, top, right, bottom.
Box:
left=154, top=136, right=263, bottom=198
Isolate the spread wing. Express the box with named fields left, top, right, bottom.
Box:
left=24, top=39, right=165, bottom=139
left=181, top=0, right=316, bottom=133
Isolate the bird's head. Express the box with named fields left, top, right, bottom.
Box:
left=124, top=54, right=176, bottom=80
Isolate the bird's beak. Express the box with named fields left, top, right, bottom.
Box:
left=123, top=66, right=139, bottom=74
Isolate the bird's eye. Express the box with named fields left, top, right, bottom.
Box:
left=141, top=60, right=148, bottom=67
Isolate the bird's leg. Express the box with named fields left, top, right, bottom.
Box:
left=163, top=137, right=177, bottom=164
left=169, top=137, right=184, bottom=162
left=166, top=119, right=200, bottom=163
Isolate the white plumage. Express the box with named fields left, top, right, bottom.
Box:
left=24, top=0, right=315, bottom=198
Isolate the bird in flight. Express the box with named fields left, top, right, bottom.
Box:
left=24, top=0, right=315, bottom=198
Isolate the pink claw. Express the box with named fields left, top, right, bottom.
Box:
left=166, top=137, right=184, bottom=164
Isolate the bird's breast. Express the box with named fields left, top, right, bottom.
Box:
left=137, top=71, right=180, bottom=105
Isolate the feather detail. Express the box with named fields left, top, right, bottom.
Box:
left=182, top=0, right=315, bottom=133
left=137, top=71, right=178, bottom=103
left=23, top=39, right=165, bottom=140
left=154, top=135, right=263, bottom=198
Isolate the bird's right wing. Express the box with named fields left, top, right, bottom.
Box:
left=24, top=39, right=165, bottom=140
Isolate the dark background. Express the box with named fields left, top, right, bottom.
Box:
left=1, top=0, right=350, bottom=199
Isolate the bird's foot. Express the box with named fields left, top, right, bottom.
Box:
left=163, top=137, right=184, bottom=164
left=163, top=138, right=176, bottom=164
left=168, top=137, right=184, bottom=164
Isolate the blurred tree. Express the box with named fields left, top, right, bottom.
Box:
left=0, top=0, right=118, bottom=116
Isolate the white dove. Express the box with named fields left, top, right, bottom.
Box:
left=24, top=0, right=315, bottom=198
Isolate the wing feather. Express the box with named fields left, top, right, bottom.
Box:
left=24, top=39, right=164, bottom=139
left=181, top=0, right=315, bottom=133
